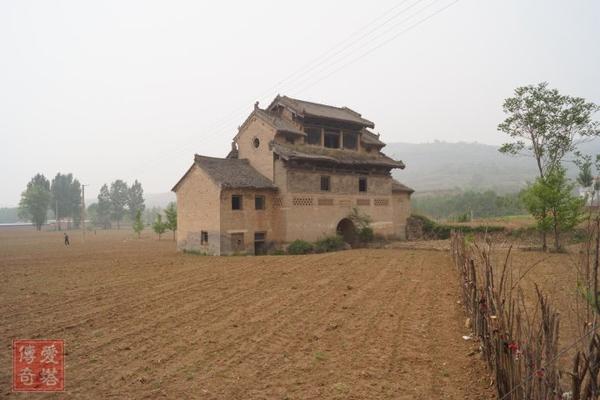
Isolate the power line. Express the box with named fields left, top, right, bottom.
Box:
left=129, top=0, right=431, bottom=174
left=292, top=0, right=460, bottom=96
left=278, top=0, right=441, bottom=94
left=126, top=0, right=460, bottom=180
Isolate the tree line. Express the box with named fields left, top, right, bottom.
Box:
left=132, top=202, right=177, bottom=240
left=18, top=174, right=147, bottom=231
left=19, top=173, right=82, bottom=230
left=413, top=190, right=525, bottom=221
left=87, top=180, right=145, bottom=229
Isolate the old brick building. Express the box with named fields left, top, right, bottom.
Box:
left=172, top=95, right=413, bottom=255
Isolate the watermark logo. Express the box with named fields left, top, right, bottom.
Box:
left=12, top=339, right=64, bottom=392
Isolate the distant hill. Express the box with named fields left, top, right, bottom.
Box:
left=386, top=140, right=600, bottom=196
left=143, top=192, right=176, bottom=208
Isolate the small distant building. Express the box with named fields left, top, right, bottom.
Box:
left=172, top=95, right=413, bottom=255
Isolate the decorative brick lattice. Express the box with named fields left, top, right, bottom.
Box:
left=272, top=197, right=284, bottom=208
left=338, top=199, right=351, bottom=206
left=356, top=199, right=370, bottom=206
left=374, top=198, right=389, bottom=206
left=293, top=197, right=314, bottom=206
left=318, top=198, right=334, bottom=206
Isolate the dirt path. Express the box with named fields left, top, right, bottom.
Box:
left=0, top=229, right=493, bottom=399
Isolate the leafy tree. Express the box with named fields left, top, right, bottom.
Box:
left=133, top=210, right=144, bottom=238
left=576, top=156, right=594, bottom=189
left=143, top=206, right=162, bottom=225
left=87, top=203, right=99, bottom=228
left=164, top=202, right=177, bottom=240
left=19, top=174, right=52, bottom=230
left=521, top=167, right=585, bottom=251
left=498, top=82, right=600, bottom=249
left=574, top=152, right=600, bottom=206
left=50, top=173, right=82, bottom=230
left=109, top=180, right=128, bottom=229
left=348, top=207, right=373, bottom=243
left=152, top=214, right=166, bottom=240
left=127, top=180, right=145, bottom=220
left=96, top=184, right=112, bottom=229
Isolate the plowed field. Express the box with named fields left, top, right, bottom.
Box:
left=1, top=229, right=492, bottom=399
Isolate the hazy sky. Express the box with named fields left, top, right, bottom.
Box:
left=1, top=0, right=599, bottom=206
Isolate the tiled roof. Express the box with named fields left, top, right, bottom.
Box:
left=392, top=179, right=414, bottom=194
left=254, top=109, right=305, bottom=136
left=361, top=129, right=385, bottom=147
left=172, top=155, right=277, bottom=192
left=272, top=143, right=405, bottom=169
left=269, top=95, right=375, bottom=128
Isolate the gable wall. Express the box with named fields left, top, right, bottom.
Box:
left=175, top=165, right=221, bottom=254
left=236, top=117, right=277, bottom=181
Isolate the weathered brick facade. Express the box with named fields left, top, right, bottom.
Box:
left=173, top=96, right=413, bottom=255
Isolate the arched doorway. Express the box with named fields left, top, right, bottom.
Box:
left=336, top=218, right=356, bottom=245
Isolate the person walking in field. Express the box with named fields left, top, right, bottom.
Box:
left=64, top=233, right=70, bottom=246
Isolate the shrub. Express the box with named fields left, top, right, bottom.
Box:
left=410, top=214, right=505, bottom=240
left=457, top=212, right=470, bottom=223
left=315, top=235, right=345, bottom=253
left=358, top=226, right=374, bottom=243
left=287, top=240, right=314, bottom=255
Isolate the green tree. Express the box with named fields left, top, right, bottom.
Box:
left=576, top=156, right=594, bottom=189
left=498, top=82, right=600, bottom=250
left=19, top=174, right=52, bottom=230
left=152, top=214, right=166, bottom=240
left=164, top=202, right=177, bottom=240
left=127, top=180, right=145, bottom=220
left=50, top=173, right=82, bottom=230
left=143, top=206, right=162, bottom=225
left=109, top=180, right=128, bottom=229
left=521, top=167, right=585, bottom=251
left=133, top=209, right=144, bottom=238
left=97, top=184, right=112, bottom=229
left=574, top=152, right=600, bottom=206
left=87, top=203, right=98, bottom=228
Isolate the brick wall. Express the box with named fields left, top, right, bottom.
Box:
left=175, top=165, right=221, bottom=254
left=236, top=117, right=276, bottom=180
left=219, top=188, right=282, bottom=255
left=392, top=192, right=411, bottom=239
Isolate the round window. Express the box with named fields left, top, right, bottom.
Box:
left=253, top=138, right=260, bottom=148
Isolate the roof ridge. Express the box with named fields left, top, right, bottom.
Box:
left=283, top=95, right=349, bottom=112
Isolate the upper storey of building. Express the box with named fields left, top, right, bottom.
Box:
left=229, top=95, right=405, bottom=179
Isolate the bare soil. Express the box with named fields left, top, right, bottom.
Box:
left=1, top=228, right=493, bottom=399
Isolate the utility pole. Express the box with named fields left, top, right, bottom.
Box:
left=81, top=184, right=87, bottom=242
